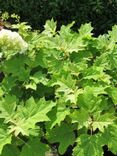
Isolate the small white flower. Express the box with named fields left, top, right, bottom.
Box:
left=0, top=29, right=28, bottom=59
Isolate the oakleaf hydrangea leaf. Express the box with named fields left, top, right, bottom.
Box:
left=102, top=125, right=117, bottom=155
left=9, top=97, right=56, bottom=136
left=73, top=134, right=103, bottom=156
left=1, top=144, right=20, bottom=156
left=0, top=95, right=17, bottom=121
left=0, top=128, right=12, bottom=154
left=92, top=112, right=115, bottom=132
left=47, top=123, right=75, bottom=155
left=43, top=18, right=57, bottom=37
left=20, top=138, right=48, bottom=156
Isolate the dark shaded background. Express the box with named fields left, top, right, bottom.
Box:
left=0, top=0, right=117, bottom=36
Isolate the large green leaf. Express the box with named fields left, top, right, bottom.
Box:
left=0, top=88, right=4, bottom=97
left=108, top=46, right=117, bottom=69
left=77, top=86, right=103, bottom=113
left=0, top=95, right=17, bottom=121
left=9, top=97, right=55, bottom=136
left=108, top=25, right=117, bottom=43
left=102, top=124, right=117, bottom=155
left=47, top=123, right=75, bottom=155
left=71, top=109, right=115, bottom=132
left=1, top=76, right=17, bottom=92
left=43, top=18, right=57, bottom=37
left=73, top=134, right=104, bottom=156
left=106, top=86, right=117, bottom=104
left=20, top=138, right=48, bottom=156
left=70, top=108, right=89, bottom=129
left=51, top=72, right=77, bottom=103
left=48, top=99, right=70, bottom=129
left=0, top=128, right=12, bottom=154
left=83, top=66, right=111, bottom=84
left=3, top=56, right=30, bottom=81
left=25, top=71, right=48, bottom=90
left=92, top=112, right=115, bottom=132
left=1, top=144, right=20, bottom=156
left=78, top=23, right=93, bottom=38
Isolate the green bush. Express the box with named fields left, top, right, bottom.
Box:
left=0, top=19, right=117, bottom=155
left=0, top=0, right=117, bottom=35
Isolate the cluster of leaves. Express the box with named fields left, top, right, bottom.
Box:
left=0, top=19, right=117, bottom=156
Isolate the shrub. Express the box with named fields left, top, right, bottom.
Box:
left=0, top=19, right=117, bottom=156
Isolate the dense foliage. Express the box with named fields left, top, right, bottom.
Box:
left=0, top=19, right=117, bottom=156
left=0, top=0, right=117, bottom=35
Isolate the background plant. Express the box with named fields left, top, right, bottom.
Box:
left=0, top=0, right=117, bottom=35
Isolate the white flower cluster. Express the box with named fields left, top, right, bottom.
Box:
left=0, top=29, right=28, bottom=59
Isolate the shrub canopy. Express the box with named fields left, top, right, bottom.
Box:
left=0, top=19, right=117, bottom=155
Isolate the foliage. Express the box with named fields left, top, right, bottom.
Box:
left=0, top=19, right=117, bottom=156
left=0, top=0, right=117, bottom=35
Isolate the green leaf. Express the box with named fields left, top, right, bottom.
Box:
left=9, top=97, right=56, bottom=136
left=102, top=125, right=117, bottom=155
left=1, top=144, right=20, bottom=156
left=25, top=81, right=37, bottom=90
left=20, top=138, right=48, bottom=156
left=49, top=99, right=70, bottom=129
left=106, top=86, right=117, bottom=105
left=0, top=88, right=3, bottom=97
left=70, top=108, right=89, bottom=129
left=83, top=66, right=111, bottom=84
left=108, top=46, right=117, bottom=69
left=77, top=86, right=103, bottom=113
left=0, top=95, right=17, bottom=121
left=54, top=74, right=75, bottom=95
left=0, top=128, right=12, bottom=154
left=47, top=123, right=75, bottom=155
left=12, top=22, right=31, bottom=38
left=92, top=112, right=115, bottom=132
left=25, top=71, right=48, bottom=90
left=51, top=73, right=77, bottom=103
left=9, top=119, right=32, bottom=136
left=3, top=56, right=29, bottom=81
left=48, top=58, right=65, bottom=74
left=79, top=23, right=93, bottom=38
left=30, top=71, right=48, bottom=85
left=45, top=21, right=85, bottom=54
left=59, top=22, right=75, bottom=37
left=94, top=46, right=117, bottom=70
left=73, top=134, right=103, bottom=156
left=108, top=25, right=117, bottom=43
left=1, top=76, right=17, bottom=91
left=96, top=34, right=109, bottom=52
left=43, top=18, right=57, bottom=37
